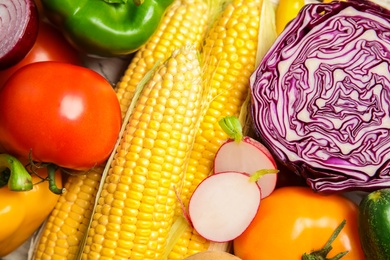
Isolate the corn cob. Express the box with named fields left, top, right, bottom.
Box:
left=33, top=167, right=103, bottom=260
left=80, top=46, right=205, bottom=260
left=115, top=0, right=209, bottom=118
left=168, top=0, right=262, bottom=258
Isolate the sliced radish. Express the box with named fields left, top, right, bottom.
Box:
left=188, top=171, right=261, bottom=242
left=215, top=116, right=278, bottom=198
left=0, top=0, right=39, bottom=70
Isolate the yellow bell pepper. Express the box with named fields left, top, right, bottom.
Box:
left=0, top=154, right=62, bottom=257
left=276, top=0, right=305, bottom=35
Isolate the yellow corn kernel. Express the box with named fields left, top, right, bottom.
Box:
left=168, top=0, right=262, bottom=258
left=168, top=227, right=209, bottom=259
left=33, top=168, right=103, bottom=260
left=81, top=46, right=204, bottom=260
left=115, top=0, right=209, bottom=118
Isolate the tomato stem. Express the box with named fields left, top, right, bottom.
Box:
left=0, top=153, right=33, bottom=191
left=301, top=219, right=348, bottom=260
left=47, top=163, right=65, bottom=195
left=27, top=158, right=65, bottom=195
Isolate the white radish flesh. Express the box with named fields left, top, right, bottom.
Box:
left=214, top=136, right=278, bottom=198
left=188, top=171, right=261, bottom=242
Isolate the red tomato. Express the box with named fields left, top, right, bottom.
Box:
left=0, top=21, right=80, bottom=88
left=233, top=186, right=365, bottom=260
left=0, top=61, right=122, bottom=171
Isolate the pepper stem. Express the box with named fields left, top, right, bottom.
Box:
left=219, top=116, right=243, bottom=142
left=0, top=154, right=33, bottom=191
left=301, top=219, right=348, bottom=260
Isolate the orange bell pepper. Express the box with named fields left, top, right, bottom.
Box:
left=0, top=154, right=62, bottom=257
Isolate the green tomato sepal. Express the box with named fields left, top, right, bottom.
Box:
left=302, top=219, right=348, bottom=260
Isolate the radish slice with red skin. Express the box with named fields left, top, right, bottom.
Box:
left=188, top=171, right=261, bottom=242
left=0, top=0, right=39, bottom=70
left=214, top=136, right=278, bottom=198
left=216, top=116, right=278, bottom=198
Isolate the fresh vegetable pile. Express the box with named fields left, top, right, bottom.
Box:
left=2, top=0, right=390, bottom=259
left=0, top=0, right=122, bottom=256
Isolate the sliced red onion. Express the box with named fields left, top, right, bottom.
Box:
left=250, top=0, right=390, bottom=193
left=0, top=0, right=39, bottom=70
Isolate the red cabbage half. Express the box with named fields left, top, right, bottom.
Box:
left=250, top=0, right=390, bottom=193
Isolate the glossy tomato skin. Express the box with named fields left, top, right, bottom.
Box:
left=233, top=186, right=365, bottom=260
left=0, top=21, right=80, bottom=88
left=0, top=61, right=121, bottom=171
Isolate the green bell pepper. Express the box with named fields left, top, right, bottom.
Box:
left=41, top=0, right=175, bottom=57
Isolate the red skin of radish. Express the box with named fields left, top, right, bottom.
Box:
left=188, top=171, right=262, bottom=242
left=0, top=0, right=39, bottom=70
left=214, top=136, right=278, bottom=198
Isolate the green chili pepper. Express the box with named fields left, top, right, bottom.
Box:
left=41, top=0, right=175, bottom=57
